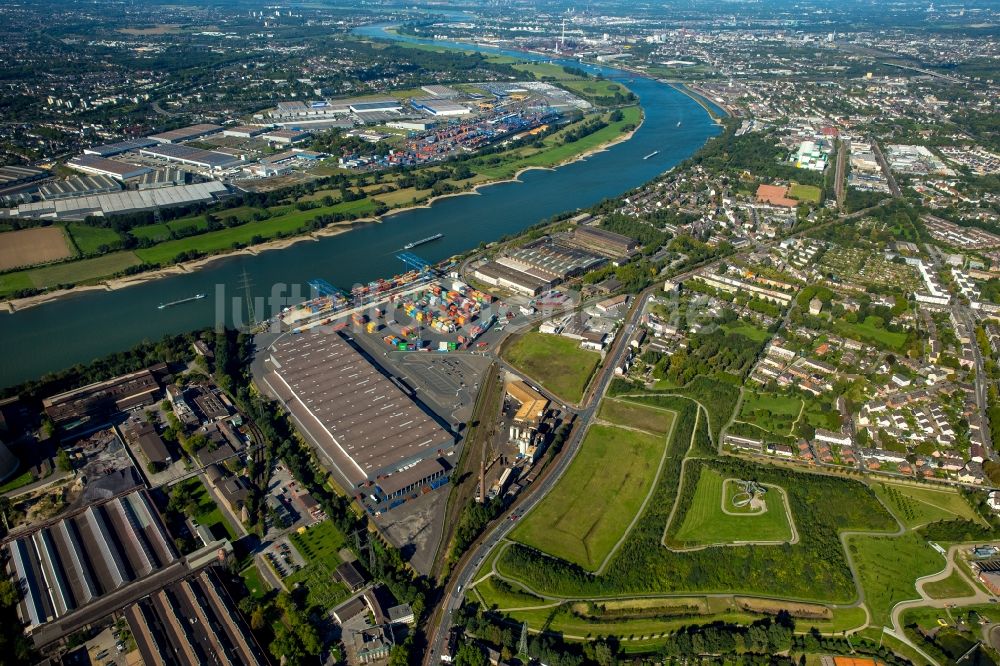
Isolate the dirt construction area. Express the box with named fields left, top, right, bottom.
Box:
left=0, top=227, right=74, bottom=270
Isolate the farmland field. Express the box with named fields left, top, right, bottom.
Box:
left=511, top=424, right=667, bottom=571
left=503, top=331, right=602, bottom=403
left=597, top=398, right=676, bottom=437
left=671, top=467, right=794, bottom=545
left=0, top=227, right=74, bottom=270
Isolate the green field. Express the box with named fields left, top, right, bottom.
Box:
left=135, top=200, right=373, bottom=265
left=923, top=570, right=975, bottom=599
left=871, top=481, right=984, bottom=528
left=511, top=424, right=667, bottom=571
left=738, top=392, right=802, bottom=437
left=284, top=520, right=350, bottom=612
left=472, top=576, right=545, bottom=610
left=597, top=398, right=675, bottom=437
left=503, top=331, right=601, bottom=403
left=721, top=322, right=772, bottom=342
left=0, top=468, right=33, bottom=494
left=672, top=467, right=794, bottom=545
left=849, top=531, right=944, bottom=627
left=0, top=271, right=35, bottom=297
left=176, top=477, right=238, bottom=541
left=835, top=316, right=908, bottom=351
left=26, top=251, right=142, bottom=289
left=67, top=223, right=121, bottom=255
left=789, top=183, right=822, bottom=204
left=557, top=78, right=630, bottom=102
left=129, top=222, right=172, bottom=243
left=240, top=564, right=268, bottom=599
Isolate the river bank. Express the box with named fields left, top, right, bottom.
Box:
left=1, top=108, right=642, bottom=314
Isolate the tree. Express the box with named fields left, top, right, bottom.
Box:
left=56, top=448, right=72, bottom=473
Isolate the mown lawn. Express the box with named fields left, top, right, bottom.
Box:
left=789, top=183, right=822, bottom=204
left=923, top=570, right=975, bottom=599
left=672, top=467, right=794, bottom=545
left=503, top=331, right=601, bottom=403
left=470, top=106, right=641, bottom=180
left=511, top=424, right=666, bottom=571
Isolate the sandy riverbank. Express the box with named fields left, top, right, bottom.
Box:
left=1, top=111, right=642, bottom=314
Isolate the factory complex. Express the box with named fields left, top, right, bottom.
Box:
left=7, top=490, right=176, bottom=630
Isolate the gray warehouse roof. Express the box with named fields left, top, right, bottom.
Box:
left=268, top=331, right=454, bottom=483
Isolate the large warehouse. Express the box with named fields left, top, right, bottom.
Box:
left=139, top=143, right=242, bottom=172
left=265, top=331, right=455, bottom=493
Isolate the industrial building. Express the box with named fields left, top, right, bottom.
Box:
left=410, top=98, right=471, bottom=117
left=136, top=167, right=187, bottom=190
left=5, top=490, right=178, bottom=631
left=497, top=238, right=606, bottom=283
left=39, top=174, right=121, bottom=200
left=6, top=181, right=229, bottom=220
left=222, top=125, right=268, bottom=138
left=0, top=165, right=48, bottom=199
left=148, top=123, right=223, bottom=144
left=139, top=144, right=242, bottom=171
left=348, top=99, right=403, bottom=114
left=265, top=331, right=455, bottom=492
left=506, top=380, right=549, bottom=427
left=571, top=225, right=640, bottom=257
left=261, top=128, right=312, bottom=145
left=83, top=138, right=158, bottom=157
left=472, top=260, right=551, bottom=297
left=421, top=85, right=460, bottom=98
left=125, top=567, right=267, bottom=666
left=66, top=155, right=152, bottom=181
left=42, top=365, right=165, bottom=431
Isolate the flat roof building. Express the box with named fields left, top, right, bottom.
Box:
left=410, top=98, right=471, bottom=116
left=83, top=138, right=158, bottom=157
left=67, top=155, right=152, bottom=181
left=266, top=331, right=454, bottom=487
left=139, top=144, right=242, bottom=171
left=261, top=128, right=312, bottom=145
left=148, top=123, right=223, bottom=144
left=223, top=125, right=268, bottom=138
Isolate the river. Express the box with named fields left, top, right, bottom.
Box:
left=0, top=26, right=721, bottom=389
